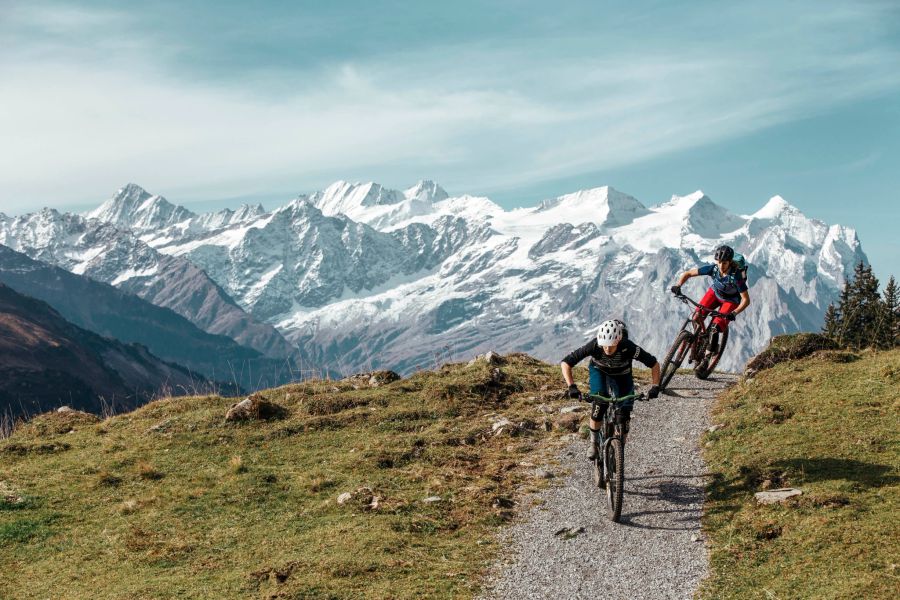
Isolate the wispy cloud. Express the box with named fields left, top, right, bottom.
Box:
left=1, top=0, right=899, bottom=211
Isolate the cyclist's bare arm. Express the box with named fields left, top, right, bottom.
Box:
left=675, top=268, right=700, bottom=287
left=733, top=290, right=751, bottom=315
left=650, top=361, right=661, bottom=386
left=560, top=361, right=575, bottom=386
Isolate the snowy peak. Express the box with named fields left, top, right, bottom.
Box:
left=752, top=195, right=802, bottom=220
left=658, top=191, right=746, bottom=238
left=537, top=186, right=650, bottom=227
left=195, top=203, right=267, bottom=230
left=311, top=181, right=405, bottom=217
left=745, top=195, right=827, bottom=248
left=88, top=183, right=195, bottom=232
left=404, top=180, right=449, bottom=203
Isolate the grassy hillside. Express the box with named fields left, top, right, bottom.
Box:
left=0, top=355, right=595, bottom=599
left=700, top=347, right=900, bottom=599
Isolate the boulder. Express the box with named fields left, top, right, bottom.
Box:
left=468, top=351, right=504, bottom=366
left=555, top=413, right=582, bottom=432
left=344, top=370, right=401, bottom=389
left=225, top=393, right=287, bottom=422
left=491, top=417, right=513, bottom=434
left=754, top=488, right=803, bottom=505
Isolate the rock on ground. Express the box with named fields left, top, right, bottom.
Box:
left=479, top=373, right=738, bottom=600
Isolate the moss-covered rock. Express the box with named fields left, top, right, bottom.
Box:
left=744, top=333, right=838, bottom=377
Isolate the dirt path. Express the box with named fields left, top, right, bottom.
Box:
left=480, top=373, right=739, bottom=600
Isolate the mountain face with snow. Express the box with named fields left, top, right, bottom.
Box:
left=0, top=244, right=301, bottom=393
left=2, top=181, right=866, bottom=376
left=87, top=183, right=197, bottom=233
left=0, top=206, right=295, bottom=359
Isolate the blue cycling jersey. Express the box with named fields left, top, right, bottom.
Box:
left=698, top=263, right=748, bottom=302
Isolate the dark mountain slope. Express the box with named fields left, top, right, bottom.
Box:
left=0, top=283, right=207, bottom=418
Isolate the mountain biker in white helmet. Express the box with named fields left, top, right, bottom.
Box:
left=560, top=319, right=661, bottom=459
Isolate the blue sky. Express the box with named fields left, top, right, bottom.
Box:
left=1, top=0, right=898, bottom=280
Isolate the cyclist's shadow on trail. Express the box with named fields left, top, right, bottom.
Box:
left=617, top=478, right=705, bottom=530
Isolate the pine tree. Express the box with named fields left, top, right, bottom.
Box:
left=834, top=276, right=854, bottom=347
left=838, top=262, right=882, bottom=349
left=822, top=303, right=840, bottom=340
left=880, top=275, right=899, bottom=348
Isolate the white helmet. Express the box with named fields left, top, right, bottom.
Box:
left=596, top=319, right=625, bottom=347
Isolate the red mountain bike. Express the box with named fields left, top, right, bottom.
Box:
left=659, top=292, right=730, bottom=389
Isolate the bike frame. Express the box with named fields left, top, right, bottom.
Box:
left=674, top=293, right=730, bottom=363
left=583, top=392, right=647, bottom=445
left=582, top=391, right=646, bottom=522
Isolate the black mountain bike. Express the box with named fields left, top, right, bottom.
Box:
left=659, top=292, right=730, bottom=389
left=583, top=391, right=647, bottom=522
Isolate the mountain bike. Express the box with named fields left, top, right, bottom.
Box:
left=659, top=292, right=730, bottom=389
left=582, top=390, right=647, bottom=522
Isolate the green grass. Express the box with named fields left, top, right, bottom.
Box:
left=0, top=354, right=593, bottom=599
left=700, top=346, right=900, bottom=600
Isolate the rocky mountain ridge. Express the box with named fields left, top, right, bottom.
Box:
left=1, top=181, right=867, bottom=374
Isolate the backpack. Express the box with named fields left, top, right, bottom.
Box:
left=732, top=253, right=749, bottom=284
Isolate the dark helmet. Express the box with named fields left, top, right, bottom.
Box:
left=714, top=245, right=734, bottom=262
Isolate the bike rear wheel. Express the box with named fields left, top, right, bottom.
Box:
left=604, top=438, right=624, bottom=522
left=660, top=331, right=692, bottom=390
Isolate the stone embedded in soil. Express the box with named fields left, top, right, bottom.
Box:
left=754, top=488, right=803, bottom=505
left=555, top=413, right=582, bottom=432
left=492, top=418, right=513, bottom=432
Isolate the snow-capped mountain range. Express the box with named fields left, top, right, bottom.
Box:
left=1, top=181, right=866, bottom=374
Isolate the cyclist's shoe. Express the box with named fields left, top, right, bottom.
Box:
left=588, top=428, right=601, bottom=460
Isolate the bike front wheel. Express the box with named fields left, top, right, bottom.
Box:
left=604, top=438, right=625, bottom=522
left=660, top=331, right=692, bottom=390
left=696, top=328, right=729, bottom=380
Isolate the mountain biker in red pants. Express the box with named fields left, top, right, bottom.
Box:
left=560, top=319, right=661, bottom=459
left=670, top=245, right=751, bottom=357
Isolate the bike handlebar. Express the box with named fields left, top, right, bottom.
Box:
left=582, top=392, right=647, bottom=403
left=673, top=292, right=731, bottom=319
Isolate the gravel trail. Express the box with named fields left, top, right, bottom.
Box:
left=480, top=373, right=739, bottom=600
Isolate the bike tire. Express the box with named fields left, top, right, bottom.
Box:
left=696, top=328, right=729, bottom=380
left=660, top=331, right=692, bottom=390
left=604, top=438, right=624, bottom=522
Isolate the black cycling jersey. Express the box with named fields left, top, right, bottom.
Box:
left=561, top=338, right=658, bottom=377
